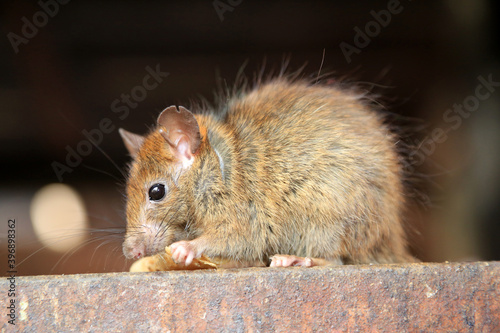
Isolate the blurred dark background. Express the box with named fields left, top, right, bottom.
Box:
left=1, top=0, right=499, bottom=275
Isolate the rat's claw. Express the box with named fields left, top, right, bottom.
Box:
left=185, top=251, right=195, bottom=266
left=170, top=241, right=200, bottom=266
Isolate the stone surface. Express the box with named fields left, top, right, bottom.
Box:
left=1, top=262, right=499, bottom=332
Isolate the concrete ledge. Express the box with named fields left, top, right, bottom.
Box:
left=2, top=262, right=499, bottom=331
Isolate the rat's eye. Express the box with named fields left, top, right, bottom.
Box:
left=148, top=183, right=166, bottom=201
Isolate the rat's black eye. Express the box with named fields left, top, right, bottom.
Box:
left=148, top=183, right=166, bottom=201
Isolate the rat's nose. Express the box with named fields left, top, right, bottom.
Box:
left=123, top=242, right=146, bottom=259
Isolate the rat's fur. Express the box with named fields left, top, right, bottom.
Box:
left=122, top=78, right=415, bottom=266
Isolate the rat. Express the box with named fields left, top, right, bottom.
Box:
left=120, top=76, right=416, bottom=268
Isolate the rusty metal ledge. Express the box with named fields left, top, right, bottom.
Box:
left=2, top=262, right=499, bottom=332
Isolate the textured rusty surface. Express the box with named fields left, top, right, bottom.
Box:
left=1, top=262, right=499, bottom=332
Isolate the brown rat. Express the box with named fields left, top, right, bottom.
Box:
left=120, top=77, right=416, bottom=267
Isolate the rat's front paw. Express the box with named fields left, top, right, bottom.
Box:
left=270, top=255, right=313, bottom=267
left=170, top=241, right=202, bottom=266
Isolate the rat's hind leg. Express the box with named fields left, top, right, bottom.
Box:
left=270, top=255, right=342, bottom=267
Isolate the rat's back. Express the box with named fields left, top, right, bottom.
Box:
left=213, top=80, right=411, bottom=263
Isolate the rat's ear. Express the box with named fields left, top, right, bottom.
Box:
left=157, top=105, right=201, bottom=167
left=119, top=128, right=145, bottom=158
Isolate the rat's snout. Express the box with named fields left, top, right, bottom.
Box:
left=123, top=227, right=151, bottom=259
left=123, top=223, right=170, bottom=259
left=123, top=240, right=146, bottom=260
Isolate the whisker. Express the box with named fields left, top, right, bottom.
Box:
left=55, top=231, right=123, bottom=270
left=55, top=109, right=127, bottom=178
left=155, top=204, right=175, bottom=238
left=88, top=238, right=120, bottom=268
left=158, top=205, right=183, bottom=239
left=82, top=164, right=123, bottom=182
left=316, top=48, right=326, bottom=84
left=89, top=142, right=127, bottom=179
left=51, top=237, right=101, bottom=273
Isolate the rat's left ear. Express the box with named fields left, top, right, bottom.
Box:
left=157, top=105, right=201, bottom=167
left=119, top=128, right=145, bottom=158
